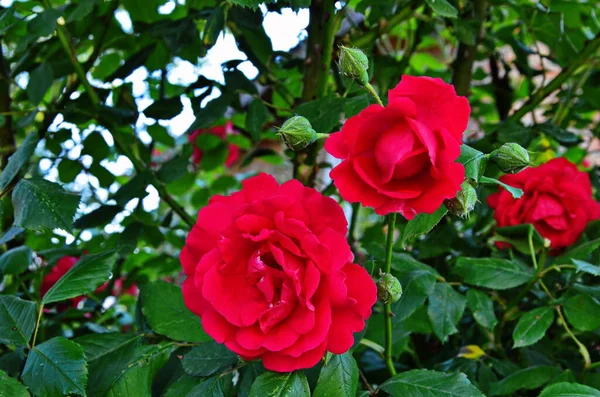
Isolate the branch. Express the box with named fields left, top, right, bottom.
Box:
left=451, top=0, right=487, bottom=97
left=301, top=0, right=337, bottom=101
left=41, top=0, right=196, bottom=228
left=351, top=5, right=415, bottom=49
left=507, top=32, right=600, bottom=122
left=0, top=37, right=14, bottom=168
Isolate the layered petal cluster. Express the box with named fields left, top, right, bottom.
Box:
left=189, top=121, right=240, bottom=167
left=488, top=158, right=600, bottom=252
left=325, top=75, right=470, bottom=219
left=180, top=173, right=377, bottom=372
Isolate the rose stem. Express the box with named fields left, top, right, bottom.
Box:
left=383, top=212, right=397, bottom=377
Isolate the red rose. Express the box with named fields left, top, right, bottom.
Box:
left=488, top=158, right=600, bottom=252
left=325, top=75, right=470, bottom=219
left=189, top=121, right=240, bottom=168
left=180, top=173, right=377, bottom=372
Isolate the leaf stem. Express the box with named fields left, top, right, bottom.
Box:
left=364, top=82, right=384, bottom=106
left=348, top=202, right=360, bottom=247
left=555, top=305, right=591, bottom=368
left=383, top=212, right=397, bottom=377
left=31, top=304, right=44, bottom=348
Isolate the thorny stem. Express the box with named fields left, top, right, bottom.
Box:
left=383, top=213, right=397, bottom=377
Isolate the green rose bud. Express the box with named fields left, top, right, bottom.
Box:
left=278, top=116, right=319, bottom=151
left=490, top=143, right=531, bottom=174
left=339, top=46, right=369, bottom=86
left=377, top=271, right=402, bottom=304
left=444, top=181, right=478, bottom=218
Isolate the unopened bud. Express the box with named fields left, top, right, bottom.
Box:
left=339, top=46, right=369, bottom=86
left=377, top=271, right=402, bottom=304
left=278, top=116, right=319, bottom=151
left=444, top=181, right=477, bottom=218
left=490, top=143, right=530, bottom=174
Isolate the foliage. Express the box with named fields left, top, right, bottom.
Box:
left=0, top=0, right=599, bottom=396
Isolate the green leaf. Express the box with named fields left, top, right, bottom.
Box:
left=147, top=124, right=175, bottom=146
left=27, top=62, right=53, bottom=106
left=0, top=226, right=25, bottom=246
left=27, top=9, right=61, bottom=38
left=239, top=362, right=265, bottom=397
left=512, top=307, right=555, bottom=348
left=143, top=97, right=184, bottom=120
left=539, top=382, right=600, bottom=397
left=557, top=239, right=600, bottom=263
left=187, top=374, right=233, bottom=397
left=203, top=6, right=225, bottom=48
left=480, top=176, right=523, bottom=199
left=344, top=94, right=371, bottom=118
left=246, top=99, right=268, bottom=141
left=313, top=352, right=358, bottom=397
left=0, top=132, right=39, bottom=192
left=380, top=369, right=485, bottom=397
left=57, top=159, right=83, bottom=183
left=0, top=246, right=32, bottom=275
left=249, top=371, right=310, bottom=397
left=12, top=178, right=80, bottom=233
left=458, top=145, right=488, bottom=182
left=66, top=0, right=98, bottom=22
left=0, top=295, right=35, bottom=346
left=424, top=0, right=458, bottom=18
left=0, top=370, right=29, bottom=397
left=157, top=153, right=190, bottom=183
left=22, top=337, right=87, bottom=397
left=572, top=259, right=600, bottom=276
left=105, top=344, right=174, bottom=397
left=296, top=96, right=345, bottom=133
left=466, top=289, right=498, bottom=329
left=454, top=258, right=534, bottom=289
left=74, top=205, right=121, bottom=229
left=182, top=341, right=239, bottom=377
left=488, top=366, right=561, bottom=396
left=140, top=281, right=211, bottom=342
left=112, top=171, right=152, bottom=207
left=75, top=333, right=141, bottom=396
left=401, top=206, right=448, bottom=248
left=81, top=131, right=110, bottom=161
left=534, top=123, right=581, bottom=146
left=391, top=255, right=438, bottom=322
left=427, top=283, right=466, bottom=342
left=563, top=294, right=600, bottom=332
left=42, top=250, right=118, bottom=304
left=191, top=94, right=231, bottom=130
left=494, top=224, right=545, bottom=255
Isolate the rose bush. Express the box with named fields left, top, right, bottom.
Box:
left=488, top=158, right=600, bottom=251
left=180, top=173, right=377, bottom=372
left=325, top=75, right=470, bottom=219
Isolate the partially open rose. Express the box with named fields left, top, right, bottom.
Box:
left=180, top=173, right=377, bottom=372
left=325, top=75, right=470, bottom=219
left=488, top=157, right=600, bottom=252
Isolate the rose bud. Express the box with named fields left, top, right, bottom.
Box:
left=278, top=116, right=326, bottom=151
left=339, top=46, right=369, bottom=86
left=377, top=271, right=402, bottom=304
left=444, top=181, right=478, bottom=218
left=490, top=143, right=531, bottom=174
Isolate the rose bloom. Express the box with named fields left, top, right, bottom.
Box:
left=488, top=158, right=600, bottom=252
left=41, top=256, right=137, bottom=308
left=325, top=75, right=470, bottom=219
left=189, top=121, right=240, bottom=168
left=180, top=173, right=377, bottom=372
